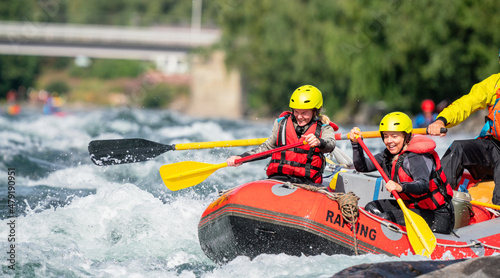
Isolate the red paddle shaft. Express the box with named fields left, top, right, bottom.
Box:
left=234, top=141, right=306, bottom=164
left=356, top=137, right=402, bottom=199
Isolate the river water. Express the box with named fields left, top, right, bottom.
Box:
left=0, top=107, right=475, bottom=277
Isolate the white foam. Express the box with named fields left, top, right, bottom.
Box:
left=0, top=108, right=475, bottom=277
left=26, top=164, right=105, bottom=189
left=1, top=182, right=211, bottom=276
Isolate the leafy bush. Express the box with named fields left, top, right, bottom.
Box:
left=0, top=55, right=40, bottom=99
left=218, top=0, right=500, bottom=120
left=140, top=83, right=187, bottom=108
left=70, top=59, right=150, bottom=79
left=46, top=80, right=70, bottom=95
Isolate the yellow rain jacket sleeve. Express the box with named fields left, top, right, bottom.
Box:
left=438, top=73, right=500, bottom=128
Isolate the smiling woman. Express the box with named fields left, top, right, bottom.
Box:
left=382, top=131, right=406, bottom=155
left=378, top=112, right=413, bottom=155
left=226, top=85, right=337, bottom=185
left=349, top=112, right=455, bottom=235
left=292, top=109, right=314, bottom=127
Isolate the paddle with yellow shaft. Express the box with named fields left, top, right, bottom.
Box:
left=88, top=129, right=390, bottom=166
left=334, top=127, right=434, bottom=140
left=160, top=141, right=308, bottom=191
left=470, top=200, right=500, bottom=211
left=88, top=137, right=267, bottom=166
left=356, top=137, right=437, bottom=257
left=89, top=127, right=441, bottom=166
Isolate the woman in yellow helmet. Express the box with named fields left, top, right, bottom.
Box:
left=349, top=112, right=455, bottom=234
left=227, top=85, right=337, bottom=185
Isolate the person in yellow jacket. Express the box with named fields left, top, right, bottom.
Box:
left=428, top=50, right=500, bottom=205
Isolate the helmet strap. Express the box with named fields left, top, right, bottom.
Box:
left=405, top=133, right=412, bottom=144
left=290, top=110, right=296, bottom=121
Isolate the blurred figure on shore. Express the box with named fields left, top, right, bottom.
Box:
left=6, top=89, right=21, bottom=115
left=43, top=92, right=64, bottom=115
left=413, top=99, right=437, bottom=128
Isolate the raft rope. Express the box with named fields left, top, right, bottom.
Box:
left=359, top=208, right=405, bottom=234
left=361, top=206, right=500, bottom=251
left=218, top=181, right=500, bottom=254
left=485, top=207, right=500, bottom=217
left=292, top=183, right=500, bottom=253
left=323, top=162, right=349, bottom=179
left=285, top=182, right=361, bottom=254
left=434, top=240, right=500, bottom=251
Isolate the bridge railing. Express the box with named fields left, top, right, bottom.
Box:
left=0, top=21, right=220, bottom=48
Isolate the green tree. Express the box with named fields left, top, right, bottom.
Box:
left=1, top=0, right=499, bottom=122
left=217, top=0, right=500, bottom=122
left=63, top=0, right=219, bottom=26
left=0, top=56, right=40, bottom=99
left=0, top=0, right=34, bottom=20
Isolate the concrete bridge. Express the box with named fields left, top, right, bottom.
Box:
left=0, top=21, right=243, bottom=118
left=0, top=21, right=220, bottom=73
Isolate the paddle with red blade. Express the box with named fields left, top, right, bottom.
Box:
left=159, top=141, right=307, bottom=191
left=356, top=137, right=437, bottom=257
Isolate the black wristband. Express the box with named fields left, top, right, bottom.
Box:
left=435, top=117, right=448, bottom=126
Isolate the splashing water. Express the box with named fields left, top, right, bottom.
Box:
left=0, top=107, right=472, bottom=277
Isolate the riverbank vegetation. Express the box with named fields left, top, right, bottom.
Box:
left=1, top=0, right=499, bottom=122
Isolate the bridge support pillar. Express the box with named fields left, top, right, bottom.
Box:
left=188, top=51, right=242, bottom=119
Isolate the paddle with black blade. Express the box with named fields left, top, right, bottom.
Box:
left=88, top=127, right=439, bottom=166
left=159, top=141, right=307, bottom=191
left=356, top=137, right=437, bottom=258
left=88, top=138, right=267, bottom=166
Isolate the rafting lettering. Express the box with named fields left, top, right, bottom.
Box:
left=326, top=210, right=377, bottom=241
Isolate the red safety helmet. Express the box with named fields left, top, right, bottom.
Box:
left=421, top=99, right=435, bottom=112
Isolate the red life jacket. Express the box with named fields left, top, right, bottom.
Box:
left=390, top=135, right=453, bottom=210
left=480, top=82, right=500, bottom=140
left=266, top=113, right=325, bottom=183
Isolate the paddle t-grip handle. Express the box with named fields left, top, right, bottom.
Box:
left=425, top=127, right=448, bottom=134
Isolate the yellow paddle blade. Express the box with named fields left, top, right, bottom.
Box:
left=355, top=137, right=437, bottom=258
left=159, top=161, right=227, bottom=191
left=397, top=199, right=437, bottom=257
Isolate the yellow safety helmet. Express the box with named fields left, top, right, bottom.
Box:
left=379, top=112, right=413, bottom=134
left=289, top=85, right=323, bottom=110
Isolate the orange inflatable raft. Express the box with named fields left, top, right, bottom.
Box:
left=198, top=170, right=499, bottom=264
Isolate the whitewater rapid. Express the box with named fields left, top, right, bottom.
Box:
left=0, top=107, right=471, bottom=277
